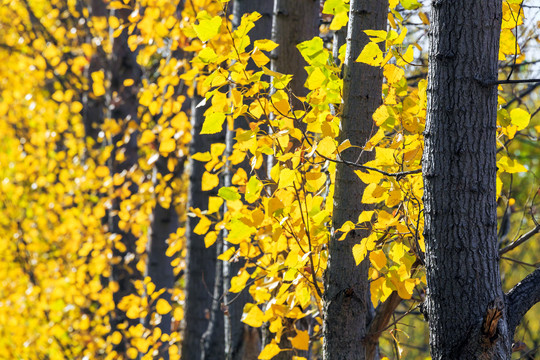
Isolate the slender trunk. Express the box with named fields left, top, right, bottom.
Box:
left=99, top=4, right=144, bottom=356
left=217, top=2, right=273, bottom=359
left=264, top=1, right=319, bottom=358
left=181, top=93, right=225, bottom=360
left=323, top=1, right=387, bottom=360
left=422, top=1, right=511, bottom=358
left=145, top=157, right=179, bottom=360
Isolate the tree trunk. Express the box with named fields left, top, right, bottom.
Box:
left=271, top=0, right=319, bottom=98
left=264, top=1, right=319, bottom=358
left=105, top=5, right=143, bottom=357
left=323, top=1, right=387, bottom=360
left=181, top=93, right=225, bottom=360
left=217, top=2, right=273, bottom=360
left=422, top=1, right=512, bottom=358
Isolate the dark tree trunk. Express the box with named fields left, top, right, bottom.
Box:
left=145, top=157, right=179, bottom=360
left=264, top=1, right=319, bottom=358
left=103, top=5, right=143, bottom=357
left=181, top=93, right=225, bottom=360
left=218, top=2, right=273, bottom=360
left=323, top=1, right=387, bottom=360
left=422, top=1, right=513, bottom=358
left=271, top=0, right=320, bottom=98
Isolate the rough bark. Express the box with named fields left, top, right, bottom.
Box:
left=323, top=1, right=387, bottom=360
left=271, top=0, right=319, bottom=98
left=422, top=1, right=512, bottom=358
left=181, top=93, right=225, bottom=360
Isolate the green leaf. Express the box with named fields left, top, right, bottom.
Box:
left=218, top=186, right=241, bottom=201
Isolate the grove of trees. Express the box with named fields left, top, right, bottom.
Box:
left=0, top=0, right=539, bottom=359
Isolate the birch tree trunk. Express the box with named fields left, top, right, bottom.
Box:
left=323, top=1, right=387, bottom=360
left=181, top=94, right=225, bottom=360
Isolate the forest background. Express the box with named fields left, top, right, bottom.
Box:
left=0, top=0, right=539, bottom=359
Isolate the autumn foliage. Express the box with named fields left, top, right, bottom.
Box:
left=0, top=0, right=538, bottom=359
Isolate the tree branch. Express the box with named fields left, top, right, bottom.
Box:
left=364, top=291, right=402, bottom=358
left=505, top=267, right=540, bottom=339
left=499, top=224, right=540, bottom=255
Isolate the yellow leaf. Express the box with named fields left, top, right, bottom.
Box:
left=230, top=270, right=250, bottom=293
left=289, top=330, right=309, bottom=351
left=201, top=172, right=220, bottom=191
left=95, top=165, right=110, bottom=178
left=364, top=30, right=388, bottom=43
left=337, top=221, right=355, bottom=240
left=352, top=233, right=377, bottom=265
left=372, top=105, right=390, bottom=126
left=358, top=211, right=374, bottom=223
left=383, top=64, right=404, bottom=84
left=254, top=39, right=279, bottom=52
left=498, top=156, right=527, bottom=173
left=356, top=42, right=383, bottom=66
left=510, top=108, right=530, bottom=130
left=305, top=67, right=326, bottom=90
left=198, top=47, right=219, bottom=63
left=201, top=112, right=226, bottom=134
left=156, top=299, right=172, bottom=315
left=362, top=183, right=388, bottom=204
left=329, top=11, right=348, bottom=30
left=159, top=138, right=176, bottom=153
left=193, top=14, right=222, bottom=42
left=355, top=170, right=383, bottom=184
left=317, top=136, right=337, bottom=158
left=111, top=331, right=122, bottom=345
left=91, top=71, right=106, bottom=96
left=278, top=168, right=296, bottom=189
left=140, top=130, right=155, bottom=144
left=252, top=49, right=270, bottom=67
left=258, top=342, right=281, bottom=360
left=242, top=304, right=265, bottom=327
left=194, top=216, right=211, bottom=235
left=204, top=231, right=218, bottom=247
left=370, top=250, right=387, bottom=271
left=127, top=348, right=139, bottom=359
left=397, top=45, right=414, bottom=66
left=192, top=152, right=212, bottom=162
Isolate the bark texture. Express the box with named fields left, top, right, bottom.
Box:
left=271, top=0, right=319, bottom=98
left=323, top=1, right=387, bottom=360
left=181, top=94, right=225, bottom=360
left=422, top=1, right=510, bottom=358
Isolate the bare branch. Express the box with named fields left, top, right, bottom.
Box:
left=499, top=224, right=540, bottom=255
left=505, top=267, right=540, bottom=339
